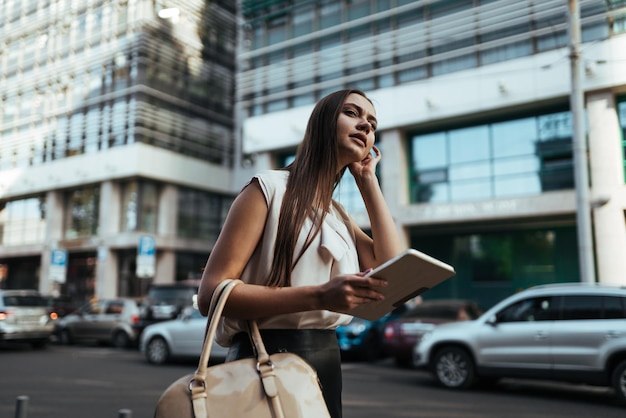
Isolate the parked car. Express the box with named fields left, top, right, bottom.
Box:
left=42, top=295, right=78, bottom=319
left=55, top=298, right=141, bottom=348
left=140, top=306, right=228, bottom=365
left=0, top=289, right=55, bottom=348
left=413, top=283, right=626, bottom=400
left=382, top=299, right=483, bottom=367
left=336, top=305, right=408, bottom=361
left=135, top=280, right=200, bottom=337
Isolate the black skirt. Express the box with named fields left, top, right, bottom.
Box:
left=227, top=329, right=342, bottom=418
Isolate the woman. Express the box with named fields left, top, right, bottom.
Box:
left=197, top=89, right=403, bottom=418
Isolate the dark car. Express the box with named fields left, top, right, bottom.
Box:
left=42, top=295, right=79, bottom=319
left=55, top=298, right=141, bottom=348
left=135, top=280, right=200, bottom=337
left=382, top=299, right=483, bottom=367
left=336, top=305, right=408, bottom=361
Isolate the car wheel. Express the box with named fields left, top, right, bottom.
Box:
left=146, top=336, right=170, bottom=365
left=112, top=331, right=131, bottom=348
left=612, top=360, right=626, bottom=400
left=59, top=329, right=73, bottom=345
left=433, top=346, right=475, bottom=389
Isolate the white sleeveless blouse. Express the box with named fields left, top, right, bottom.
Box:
left=216, top=170, right=357, bottom=346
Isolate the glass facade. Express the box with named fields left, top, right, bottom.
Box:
left=175, top=252, right=209, bottom=281
left=409, top=109, right=574, bottom=203
left=412, top=225, right=580, bottom=309
left=239, top=0, right=612, bottom=115
left=120, top=180, right=160, bottom=233
left=65, top=186, right=100, bottom=239
left=0, top=1, right=237, bottom=169
left=618, top=95, right=626, bottom=182
left=0, top=1, right=239, bottom=294
left=0, top=196, right=47, bottom=246
left=177, top=188, right=232, bottom=241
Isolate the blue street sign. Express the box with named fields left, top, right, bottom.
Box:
left=50, top=249, right=68, bottom=283
left=136, top=235, right=156, bottom=278
left=138, top=235, right=156, bottom=256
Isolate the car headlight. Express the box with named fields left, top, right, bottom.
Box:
left=352, top=323, right=367, bottom=334
left=419, top=330, right=432, bottom=343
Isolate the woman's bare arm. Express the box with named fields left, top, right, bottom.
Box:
left=348, top=146, right=404, bottom=270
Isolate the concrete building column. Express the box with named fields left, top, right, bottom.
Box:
left=39, top=190, right=65, bottom=295
left=379, top=128, right=410, bottom=248
left=587, top=91, right=626, bottom=285
left=155, top=184, right=178, bottom=284
left=95, top=181, right=121, bottom=298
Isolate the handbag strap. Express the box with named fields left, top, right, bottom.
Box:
left=194, top=279, right=241, bottom=377
left=190, top=279, right=286, bottom=418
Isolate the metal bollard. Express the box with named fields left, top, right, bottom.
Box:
left=15, top=395, right=29, bottom=418
left=118, top=409, right=132, bottom=418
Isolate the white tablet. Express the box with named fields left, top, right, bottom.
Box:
left=343, top=249, right=456, bottom=321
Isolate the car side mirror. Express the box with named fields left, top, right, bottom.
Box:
left=485, top=315, right=498, bottom=326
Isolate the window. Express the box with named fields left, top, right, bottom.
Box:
left=347, top=0, right=370, bottom=21
left=293, top=6, right=314, bottom=38
left=559, top=295, right=626, bottom=320
left=559, top=295, right=603, bottom=320
left=65, top=186, right=100, bottom=238
left=409, top=109, right=574, bottom=203
left=0, top=197, right=47, bottom=246
left=604, top=296, right=626, bottom=319
left=120, top=180, right=160, bottom=233
left=319, top=1, right=341, bottom=30
left=177, top=188, right=230, bottom=241
left=618, top=96, right=626, bottom=182
left=497, top=297, right=555, bottom=322
left=176, top=252, right=209, bottom=281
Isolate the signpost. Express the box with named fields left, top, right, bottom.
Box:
left=136, top=235, right=156, bottom=278
left=49, top=249, right=68, bottom=283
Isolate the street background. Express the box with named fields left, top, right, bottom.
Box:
left=1, top=343, right=624, bottom=418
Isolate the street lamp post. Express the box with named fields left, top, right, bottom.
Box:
left=568, top=0, right=596, bottom=284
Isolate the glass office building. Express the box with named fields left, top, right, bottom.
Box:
left=0, top=0, right=237, bottom=301
left=239, top=0, right=626, bottom=307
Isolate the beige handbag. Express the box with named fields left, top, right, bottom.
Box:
left=154, top=279, right=331, bottom=418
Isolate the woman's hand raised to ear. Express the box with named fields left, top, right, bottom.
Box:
left=348, top=145, right=381, bottom=185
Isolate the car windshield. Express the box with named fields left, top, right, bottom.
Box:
left=403, top=302, right=482, bottom=320
left=2, top=295, right=47, bottom=307
left=147, top=287, right=196, bottom=304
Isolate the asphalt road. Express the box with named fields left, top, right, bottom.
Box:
left=0, top=342, right=624, bottom=418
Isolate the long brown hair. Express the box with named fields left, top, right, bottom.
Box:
left=266, top=89, right=372, bottom=287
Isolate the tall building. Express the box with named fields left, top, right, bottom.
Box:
left=238, top=0, right=626, bottom=307
left=0, top=0, right=237, bottom=301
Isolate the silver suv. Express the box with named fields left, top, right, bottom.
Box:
left=413, top=283, right=626, bottom=400
left=0, top=289, right=55, bottom=348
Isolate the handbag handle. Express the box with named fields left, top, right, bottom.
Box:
left=191, top=280, right=277, bottom=392
left=194, top=279, right=241, bottom=377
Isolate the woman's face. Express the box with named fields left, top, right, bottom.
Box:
left=336, top=93, right=378, bottom=167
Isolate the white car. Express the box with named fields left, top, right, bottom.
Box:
left=0, top=289, right=55, bottom=348
left=139, top=306, right=228, bottom=365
